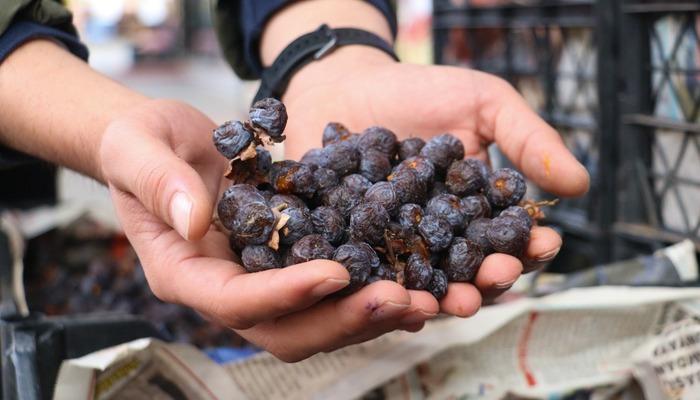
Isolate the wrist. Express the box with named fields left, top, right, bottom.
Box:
left=283, top=45, right=395, bottom=104
left=259, top=0, right=395, bottom=103
left=260, top=0, right=393, bottom=66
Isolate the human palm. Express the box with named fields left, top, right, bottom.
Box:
left=284, top=63, right=587, bottom=198
left=100, top=100, right=444, bottom=362
left=283, top=61, right=589, bottom=281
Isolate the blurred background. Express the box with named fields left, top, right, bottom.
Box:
left=9, top=0, right=700, bottom=352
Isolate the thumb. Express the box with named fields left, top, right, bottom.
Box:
left=100, top=126, right=214, bottom=241
left=471, top=71, right=590, bottom=197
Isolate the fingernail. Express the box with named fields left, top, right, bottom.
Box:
left=311, top=278, right=349, bottom=297
left=170, top=192, right=192, bottom=240
left=370, top=301, right=410, bottom=322
left=492, top=279, right=517, bottom=290
left=535, top=246, right=561, bottom=262
left=400, top=310, right=437, bottom=326
left=523, top=247, right=562, bottom=273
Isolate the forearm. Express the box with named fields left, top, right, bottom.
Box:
left=0, top=40, right=147, bottom=181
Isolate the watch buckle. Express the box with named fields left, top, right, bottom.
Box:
left=314, top=24, right=338, bottom=60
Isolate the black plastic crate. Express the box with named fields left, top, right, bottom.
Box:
left=616, top=1, right=700, bottom=256
left=0, top=219, right=163, bottom=400
left=433, top=0, right=618, bottom=271
left=433, top=0, right=700, bottom=269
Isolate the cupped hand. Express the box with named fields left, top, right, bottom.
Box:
left=99, top=99, right=437, bottom=362
left=282, top=50, right=590, bottom=311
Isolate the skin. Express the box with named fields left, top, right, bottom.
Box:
left=0, top=0, right=588, bottom=362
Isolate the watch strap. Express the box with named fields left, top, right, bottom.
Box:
left=253, top=24, right=398, bottom=104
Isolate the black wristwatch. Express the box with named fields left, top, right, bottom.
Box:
left=253, top=24, right=399, bottom=104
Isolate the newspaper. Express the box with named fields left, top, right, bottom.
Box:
left=54, top=338, right=245, bottom=400
left=633, top=315, right=700, bottom=400
left=54, top=286, right=700, bottom=400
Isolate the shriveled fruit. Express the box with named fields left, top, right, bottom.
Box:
left=426, top=269, right=448, bottom=300
left=249, top=98, right=287, bottom=139
left=213, top=121, right=254, bottom=159
left=279, top=207, right=314, bottom=246
left=446, top=158, right=488, bottom=197
left=349, top=202, right=391, bottom=246
left=486, top=168, right=526, bottom=208
left=499, top=205, right=532, bottom=230
left=287, top=234, right=335, bottom=265
left=425, top=193, right=466, bottom=233
left=242, top=245, right=281, bottom=272
left=215, top=98, right=555, bottom=299
left=359, top=149, right=392, bottom=183
left=464, top=218, right=494, bottom=255
left=487, top=215, right=530, bottom=257
left=444, top=237, right=484, bottom=282
left=419, top=133, right=464, bottom=171
left=322, top=122, right=352, bottom=146
left=311, top=206, right=346, bottom=245
left=405, top=253, right=433, bottom=290
left=397, top=203, right=423, bottom=230
left=358, top=126, right=398, bottom=158
left=418, top=215, right=453, bottom=252
left=461, top=194, right=491, bottom=223
left=398, top=137, right=425, bottom=161
left=269, top=160, right=317, bottom=198
left=364, top=181, right=400, bottom=215
left=333, top=242, right=373, bottom=291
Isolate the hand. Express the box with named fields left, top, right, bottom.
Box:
left=281, top=48, right=590, bottom=309
left=99, top=99, right=438, bottom=362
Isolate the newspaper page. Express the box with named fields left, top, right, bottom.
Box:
left=53, top=338, right=245, bottom=400
left=633, top=310, right=700, bottom=400
left=54, top=287, right=700, bottom=400
left=224, top=287, right=700, bottom=400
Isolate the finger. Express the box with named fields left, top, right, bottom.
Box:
left=439, top=282, right=482, bottom=317
left=473, top=253, right=523, bottom=292
left=472, top=71, right=590, bottom=197
left=246, top=281, right=414, bottom=362
left=329, top=288, right=441, bottom=350
left=181, top=259, right=352, bottom=330
left=399, top=290, right=440, bottom=326
left=101, top=127, right=214, bottom=240
left=111, top=190, right=351, bottom=329
left=473, top=253, right=523, bottom=301
left=523, top=226, right=562, bottom=273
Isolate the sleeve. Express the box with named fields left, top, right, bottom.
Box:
left=0, top=0, right=80, bottom=39
left=0, top=20, right=88, bottom=65
left=212, top=0, right=397, bottom=80
left=0, top=1, right=88, bottom=208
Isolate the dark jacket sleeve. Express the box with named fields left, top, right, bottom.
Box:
left=212, top=0, right=397, bottom=80
left=0, top=0, right=79, bottom=38
left=0, top=1, right=88, bottom=208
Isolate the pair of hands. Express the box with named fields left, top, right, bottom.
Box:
left=100, top=59, right=589, bottom=362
